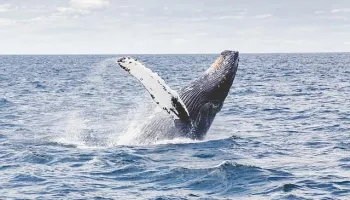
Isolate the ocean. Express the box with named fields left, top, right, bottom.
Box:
left=0, top=53, right=349, bottom=199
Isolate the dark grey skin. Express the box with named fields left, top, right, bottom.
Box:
left=134, top=50, right=239, bottom=144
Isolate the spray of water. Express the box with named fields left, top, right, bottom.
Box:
left=110, top=97, right=156, bottom=146
left=53, top=110, right=89, bottom=147
left=52, top=58, right=204, bottom=148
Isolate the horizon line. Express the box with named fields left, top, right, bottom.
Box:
left=0, top=51, right=349, bottom=55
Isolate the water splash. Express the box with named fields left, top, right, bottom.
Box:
left=51, top=58, right=120, bottom=148
left=111, top=97, right=156, bottom=146
left=52, top=110, right=89, bottom=148
left=49, top=57, right=211, bottom=147
left=49, top=58, right=160, bottom=147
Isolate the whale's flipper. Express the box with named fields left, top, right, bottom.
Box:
left=117, top=57, right=190, bottom=123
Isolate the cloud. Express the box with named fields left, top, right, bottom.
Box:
left=318, top=15, right=348, bottom=20
left=331, top=8, right=350, bottom=13
left=57, top=7, right=90, bottom=15
left=345, top=42, right=350, bottom=45
left=0, top=18, right=16, bottom=26
left=215, top=15, right=244, bottom=20
left=57, top=0, right=109, bottom=15
left=314, top=10, right=325, bottom=14
left=254, top=14, right=272, bottom=19
left=70, top=0, right=109, bottom=9
left=291, top=26, right=321, bottom=33
left=185, top=17, right=208, bottom=22
left=0, top=4, right=11, bottom=12
left=117, top=5, right=132, bottom=8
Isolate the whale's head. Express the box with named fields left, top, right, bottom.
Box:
left=180, top=50, right=239, bottom=138
left=204, top=50, right=239, bottom=103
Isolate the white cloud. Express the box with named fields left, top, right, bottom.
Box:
left=318, top=15, right=348, bottom=20
left=0, top=4, right=11, bottom=12
left=57, top=0, right=109, bottom=15
left=117, top=5, right=132, bottom=8
left=57, top=7, right=90, bottom=14
left=0, top=18, right=16, bottom=26
left=23, top=5, right=48, bottom=13
left=0, top=14, right=58, bottom=26
left=331, top=8, right=350, bottom=13
left=344, top=42, right=350, bottom=45
left=314, top=10, right=325, bottom=14
left=215, top=15, right=244, bottom=20
left=254, top=14, right=272, bottom=19
left=185, top=17, right=208, bottom=22
left=23, top=16, right=45, bottom=22
left=70, top=0, right=109, bottom=9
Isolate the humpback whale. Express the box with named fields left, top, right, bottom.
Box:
left=117, top=50, right=239, bottom=144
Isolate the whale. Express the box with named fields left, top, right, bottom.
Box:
left=117, top=50, right=239, bottom=144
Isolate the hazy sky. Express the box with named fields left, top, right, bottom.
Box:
left=1, top=0, right=350, bottom=54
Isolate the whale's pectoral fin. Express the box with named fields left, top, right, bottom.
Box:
left=117, top=57, right=190, bottom=123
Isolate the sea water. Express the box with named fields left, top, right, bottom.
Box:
left=0, top=53, right=349, bottom=199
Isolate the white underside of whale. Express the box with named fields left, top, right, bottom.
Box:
left=117, top=57, right=190, bottom=121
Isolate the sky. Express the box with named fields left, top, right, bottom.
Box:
left=0, top=0, right=350, bottom=54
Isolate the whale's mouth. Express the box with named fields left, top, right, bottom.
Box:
left=206, top=50, right=239, bottom=74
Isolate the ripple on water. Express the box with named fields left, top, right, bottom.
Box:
left=256, top=183, right=302, bottom=196
left=13, top=174, right=46, bottom=182
left=338, top=157, right=350, bottom=170
left=0, top=98, right=13, bottom=107
left=0, top=164, right=21, bottom=171
left=17, top=150, right=55, bottom=164
left=29, top=80, right=47, bottom=90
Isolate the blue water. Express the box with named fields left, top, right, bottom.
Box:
left=0, top=53, right=349, bottom=199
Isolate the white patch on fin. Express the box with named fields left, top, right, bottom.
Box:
left=117, top=57, right=190, bottom=122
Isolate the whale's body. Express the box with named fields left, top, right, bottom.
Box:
left=117, top=50, right=239, bottom=144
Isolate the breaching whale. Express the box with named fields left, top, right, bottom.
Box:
left=117, top=50, right=239, bottom=144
